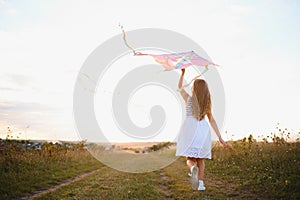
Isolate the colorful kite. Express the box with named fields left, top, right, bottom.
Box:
left=119, top=24, right=219, bottom=89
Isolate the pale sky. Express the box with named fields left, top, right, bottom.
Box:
left=0, top=0, right=299, bottom=142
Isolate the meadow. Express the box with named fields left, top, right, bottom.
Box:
left=0, top=134, right=299, bottom=199
left=0, top=140, right=102, bottom=199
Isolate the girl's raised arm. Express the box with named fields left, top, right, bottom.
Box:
left=178, top=69, right=189, bottom=103
left=207, top=113, right=227, bottom=147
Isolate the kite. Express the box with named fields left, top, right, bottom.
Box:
left=119, top=24, right=219, bottom=90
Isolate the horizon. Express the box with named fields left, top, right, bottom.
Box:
left=1, top=129, right=298, bottom=143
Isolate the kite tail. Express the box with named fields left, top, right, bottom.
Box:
left=119, top=23, right=143, bottom=55
left=78, top=72, right=98, bottom=93
left=177, top=67, right=209, bottom=92
left=80, top=72, right=97, bottom=84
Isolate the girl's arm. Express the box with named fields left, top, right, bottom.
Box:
left=208, top=113, right=227, bottom=147
left=178, top=69, right=189, bottom=103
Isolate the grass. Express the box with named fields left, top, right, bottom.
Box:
left=90, top=145, right=177, bottom=173
left=163, top=141, right=300, bottom=199
left=0, top=145, right=102, bottom=199
left=1, top=138, right=299, bottom=199
left=34, top=167, right=167, bottom=200
left=206, top=140, right=300, bottom=199
left=37, top=141, right=299, bottom=200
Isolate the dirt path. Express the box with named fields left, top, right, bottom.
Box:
left=21, top=168, right=102, bottom=200
left=157, top=170, right=173, bottom=200
left=22, top=159, right=256, bottom=199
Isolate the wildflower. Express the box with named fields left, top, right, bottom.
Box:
left=285, top=180, right=289, bottom=185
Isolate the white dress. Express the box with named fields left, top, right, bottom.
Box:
left=176, top=95, right=212, bottom=159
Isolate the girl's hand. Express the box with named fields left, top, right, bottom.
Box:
left=181, top=68, right=185, bottom=74
left=219, top=137, right=227, bottom=148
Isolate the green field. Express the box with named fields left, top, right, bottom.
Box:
left=0, top=139, right=299, bottom=199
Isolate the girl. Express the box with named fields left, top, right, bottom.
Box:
left=176, top=69, right=227, bottom=190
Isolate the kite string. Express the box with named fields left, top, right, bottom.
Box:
left=177, top=67, right=209, bottom=92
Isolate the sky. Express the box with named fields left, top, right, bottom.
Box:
left=0, top=0, right=299, bottom=142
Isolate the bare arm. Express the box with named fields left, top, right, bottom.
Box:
left=178, top=69, right=189, bottom=103
left=208, top=113, right=227, bottom=147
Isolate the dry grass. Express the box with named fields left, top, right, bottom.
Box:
left=1, top=137, right=299, bottom=199
left=0, top=144, right=101, bottom=199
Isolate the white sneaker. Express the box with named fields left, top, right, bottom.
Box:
left=190, top=165, right=199, bottom=190
left=198, top=180, right=206, bottom=191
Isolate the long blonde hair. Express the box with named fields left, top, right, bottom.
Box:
left=191, top=79, right=212, bottom=121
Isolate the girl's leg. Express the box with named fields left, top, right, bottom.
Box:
left=186, top=157, right=196, bottom=171
left=187, top=157, right=199, bottom=190
left=196, top=158, right=205, bottom=180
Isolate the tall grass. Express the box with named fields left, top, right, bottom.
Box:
left=207, top=137, right=300, bottom=199
left=0, top=140, right=101, bottom=199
